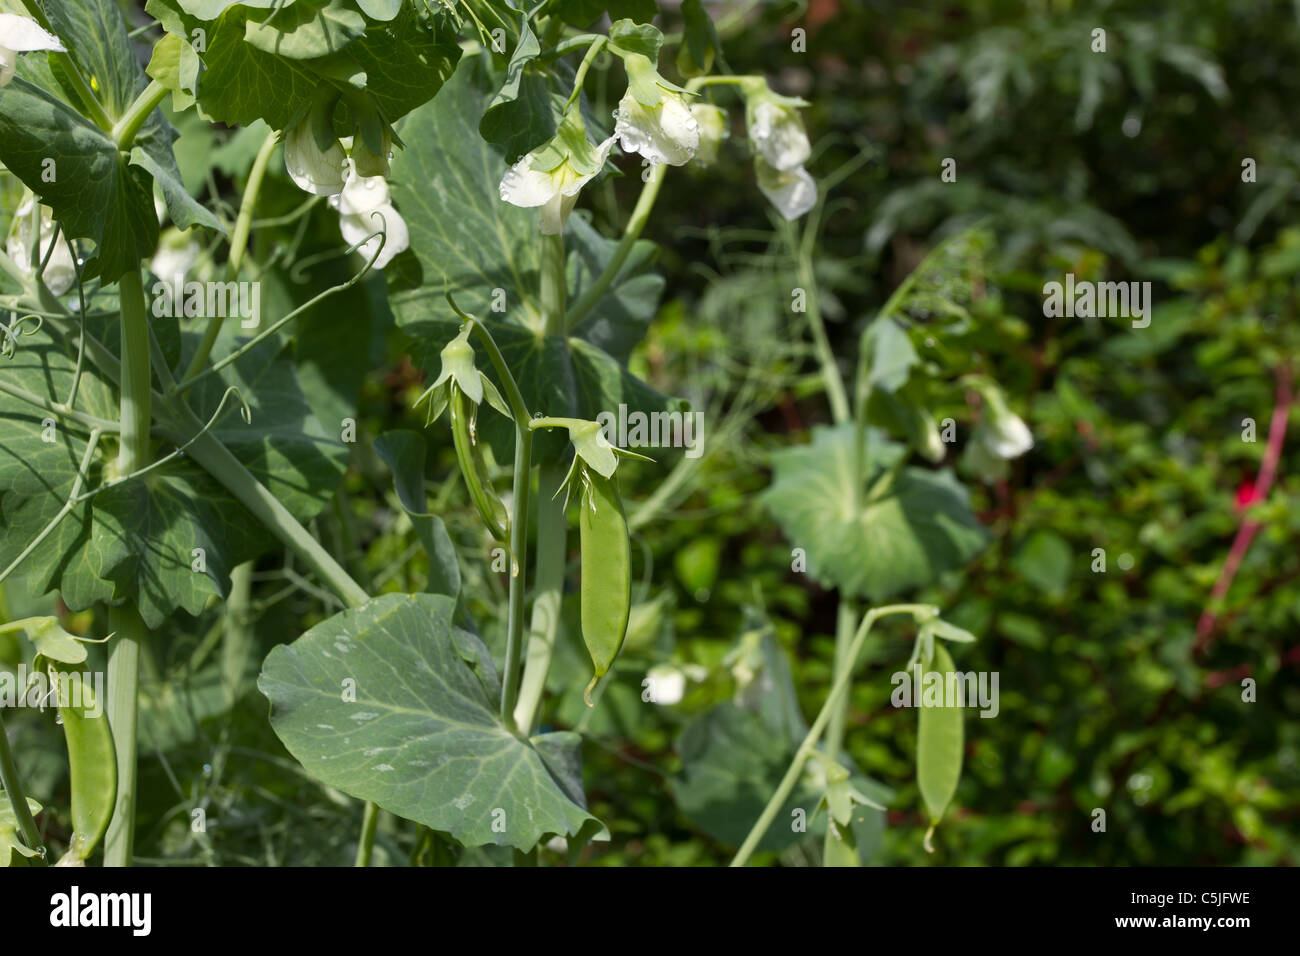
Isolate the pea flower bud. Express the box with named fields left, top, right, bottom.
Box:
left=690, top=103, right=728, bottom=166
left=743, top=84, right=812, bottom=172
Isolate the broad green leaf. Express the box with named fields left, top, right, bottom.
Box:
left=0, top=318, right=347, bottom=628
left=372, top=430, right=461, bottom=598
left=0, top=0, right=219, bottom=277
left=146, top=0, right=460, bottom=130
left=243, top=1, right=368, bottom=60
left=672, top=704, right=822, bottom=854
left=0, top=80, right=159, bottom=280
left=479, top=7, right=554, bottom=162
left=917, top=644, right=964, bottom=828
left=44, top=0, right=148, bottom=119
left=388, top=57, right=676, bottom=466
left=357, top=0, right=402, bottom=20
left=762, top=425, right=988, bottom=600
left=258, top=593, right=607, bottom=850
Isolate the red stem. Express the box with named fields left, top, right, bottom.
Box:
left=1194, top=364, right=1292, bottom=655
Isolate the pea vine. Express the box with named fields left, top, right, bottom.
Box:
left=0, top=0, right=1026, bottom=867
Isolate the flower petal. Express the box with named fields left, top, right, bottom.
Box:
left=336, top=167, right=391, bottom=216
left=500, top=149, right=558, bottom=208
left=755, top=160, right=817, bottom=220
left=748, top=99, right=811, bottom=171
left=0, top=15, right=65, bottom=53
left=284, top=122, right=346, bottom=196
left=339, top=203, right=408, bottom=270
left=614, top=90, right=699, bottom=167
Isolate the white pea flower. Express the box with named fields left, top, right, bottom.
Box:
left=755, top=158, right=817, bottom=220
left=745, top=91, right=811, bottom=171
left=962, top=382, right=1033, bottom=482
left=690, top=103, right=728, bottom=166
left=0, top=14, right=64, bottom=88
left=983, top=408, right=1034, bottom=459
left=644, top=664, right=686, bottom=705
left=613, top=53, right=699, bottom=167
left=150, top=227, right=200, bottom=281
left=283, top=118, right=347, bottom=197
left=500, top=110, right=616, bottom=235
left=6, top=198, right=75, bottom=295
left=329, top=163, right=408, bottom=269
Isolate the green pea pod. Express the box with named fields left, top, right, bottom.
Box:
left=449, top=385, right=509, bottom=542
left=579, top=469, right=631, bottom=706
left=916, top=643, right=963, bottom=852
left=48, top=660, right=116, bottom=863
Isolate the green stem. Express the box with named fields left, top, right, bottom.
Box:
left=111, top=80, right=168, bottom=150
left=823, top=601, right=858, bottom=762
left=512, top=460, right=568, bottom=734
left=564, top=164, right=664, bottom=331
left=731, top=603, right=937, bottom=867
left=0, top=707, right=43, bottom=859
left=104, top=605, right=142, bottom=867
left=221, top=561, right=254, bottom=706
left=796, top=210, right=850, bottom=425
left=541, top=233, right=567, bottom=335
left=176, top=257, right=374, bottom=394
left=103, top=268, right=151, bottom=868
left=354, top=801, right=380, bottom=867
left=499, top=423, right=531, bottom=726
left=0, top=378, right=118, bottom=431
left=17, top=0, right=112, bottom=132
left=821, top=599, right=858, bottom=864
left=565, top=36, right=607, bottom=111
left=181, top=129, right=279, bottom=383
left=174, top=421, right=370, bottom=609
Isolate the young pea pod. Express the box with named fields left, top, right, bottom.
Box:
left=579, top=468, right=631, bottom=706
left=916, top=643, right=963, bottom=853
left=449, top=385, right=510, bottom=542
left=46, top=659, right=115, bottom=864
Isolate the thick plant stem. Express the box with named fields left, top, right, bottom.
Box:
left=500, top=428, right=532, bottom=725
left=541, top=233, right=567, bottom=334
left=822, top=599, right=859, bottom=863
left=182, top=129, right=279, bottom=383
left=354, top=800, right=379, bottom=867
left=513, top=461, right=568, bottom=734
left=221, top=561, right=254, bottom=706
left=450, top=306, right=538, bottom=729
left=177, top=424, right=370, bottom=609
left=111, top=80, right=168, bottom=150
left=104, top=606, right=143, bottom=867
left=0, top=708, right=43, bottom=859
left=104, top=268, right=151, bottom=868
left=823, top=601, right=858, bottom=762
left=731, top=603, right=936, bottom=867
left=565, top=164, right=663, bottom=331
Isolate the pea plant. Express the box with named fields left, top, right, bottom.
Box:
left=0, top=0, right=1024, bottom=867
